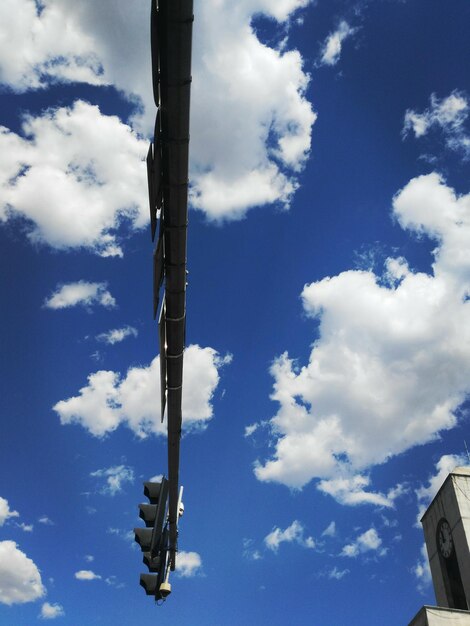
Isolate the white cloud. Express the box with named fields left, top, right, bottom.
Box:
left=404, top=91, right=468, bottom=137
left=190, top=1, right=315, bottom=220
left=321, top=521, right=336, bottom=538
left=175, top=551, right=202, bottom=578
left=38, top=516, right=54, bottom=526
left=107, top=527, right=134, bottom=543
left=40, top=602, right=65, bottom=620
left=415, top=453, right=467, bottom=525
left=318, top=21, right=356, bottom=67
left=254, top=174, right=470, bottom=497
left=0, top=541, right=45, bottom=605
left=0, top=0, right=107, bottom=91
left=74, top=570, right=101, bottom=581
left=403, top=91, right=469, bottom=157
left=328, top=566, right=349, bottom=580
left=264, top=520, right=315, bottom=552
left=0, top=497, right=19, bottom=525
left=244, top=423, right=259, bottom=438
left=381, top=515, right=398, bottom=529
left=96, top=326, right=138, bottom=345
left=0, top=101, right=148, bottom=256
left=413, top=543, right=432, bottom=591
left=84, top=555, right=94, bottom=563
left=54, top=344, right=229, bottom=438
left=104, top=575, right=125, bottom=588
left=318, top=475, right=407, bottom=508
left=242, top=539, right=263, bottom=561
left=341, top=528, right=383, bottom=558
left=90, top=465, right=134, bottom=496
left=44, top=281, right=116, bottom=310
left=17, top=522, right=34, bottom=532
left=0, top=0, right=315, bottom=221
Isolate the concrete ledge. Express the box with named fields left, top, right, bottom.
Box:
left=409, top=606, right=470, bottom=626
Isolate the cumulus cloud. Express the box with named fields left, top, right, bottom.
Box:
left=175, top=551, right=202, bottom=578
left=413, top=543, right=432, bottom=591
left=0, top=101, right=148, bottom=256
left=44, top=281, right=116, bottom=310
left=38, top=517, right=54, bottom=526
left=74, top=570, right=101, bottom=581
left=96, top=326, right=138, bottom=345
left=0, top=0, right=107, bottom=91
left=0, top=0, right=314, bottom=222
left=40, top=602, right=65, bottom=620
left=318, top=21, right=356, bottom=67
left=90, top=465, right=134, bottom=496
left=190, top=1, right=315, bottom=219
left=53, top=345, right=229, bottom=438
left=341, top=528, right=384, bottom=558
left=0, top=496, right=19, bottom=525
left=415, top=453, right=467, bottom=525
left=318, top=475, right=407, bottom=508
left=403, top=90, right=470, bottom=158
left=264, top=520, right=315, bottom=552
left=0, top=0, right=151, bottom=112
left=254, top=174, right=470, bottom=497
left=0, top=541, right=45, bottom=605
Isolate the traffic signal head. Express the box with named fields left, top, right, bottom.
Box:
left=134, top=528, right=153, bottom=552
left=139, top=503, right=158, bottom=527
left=143, top=481, right=163, bottom=504
left=134, top=477, right=168, bottom=557
left=140, top=574, right=159, bottom=596
left=135, top=477, right=170, bottom=600
left=143, top=553, right=162, bottom=572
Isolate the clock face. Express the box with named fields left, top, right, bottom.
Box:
left=438, top=520, right=454, bottom=559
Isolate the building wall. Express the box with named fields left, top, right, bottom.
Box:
left=421, top=468, right=470, bottom=609
left=452, top=471, right=470, bottom=599
left=409, top=606, right=470, bottom=626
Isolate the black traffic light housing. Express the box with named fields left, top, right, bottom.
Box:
left=135, top=477, right=170, bottom=601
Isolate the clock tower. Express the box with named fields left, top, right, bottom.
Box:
left=409, top=466, right=470, bottom=625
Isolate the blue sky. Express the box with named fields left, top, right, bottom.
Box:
left=1, top=0, right=470, bottom=624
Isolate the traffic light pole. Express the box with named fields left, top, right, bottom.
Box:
left=135, top=0, right=193, bottom=601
